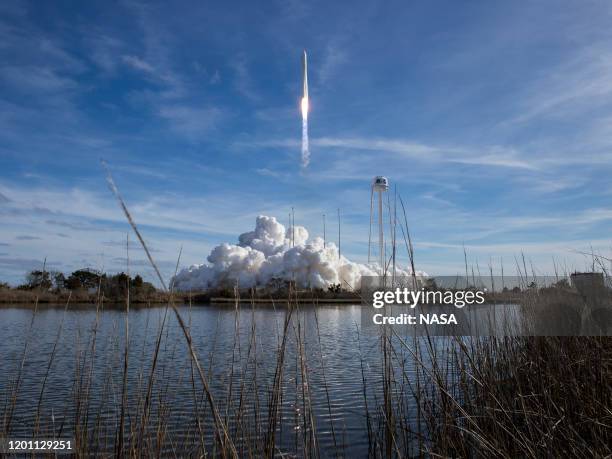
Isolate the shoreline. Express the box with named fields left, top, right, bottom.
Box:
left=0, top=288, right=545, bottom=306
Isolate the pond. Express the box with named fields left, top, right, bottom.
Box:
left=0, top=302, right=456, bottom=457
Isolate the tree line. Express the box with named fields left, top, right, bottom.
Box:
left=9, top=268, right=157, bottom=298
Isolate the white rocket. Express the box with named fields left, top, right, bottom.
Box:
left=302, top=50, right=308, bottom=100
left=301, top=50, right=309, bottom=120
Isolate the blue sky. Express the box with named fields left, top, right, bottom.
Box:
left=2, top=0, right=612, bottom=285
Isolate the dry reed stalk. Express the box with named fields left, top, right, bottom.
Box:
left=104, top=162, right=237, bottom=457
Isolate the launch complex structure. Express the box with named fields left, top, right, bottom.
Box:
left=369, top=176, right=390, bottom=278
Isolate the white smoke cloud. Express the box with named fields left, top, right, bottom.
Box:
left=172, top=215, right=422, bottom=291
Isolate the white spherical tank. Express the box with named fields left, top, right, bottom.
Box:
left=372, top=176, right=389, bottom=192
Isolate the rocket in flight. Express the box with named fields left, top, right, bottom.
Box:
left=300, top=50, right=310, bottom=168
left=302, top=50, right=308, bottom=98
left=301, top=50, right=309, bottom=119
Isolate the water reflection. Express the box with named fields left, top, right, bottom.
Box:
left=1, top=303, right=423, bottom=456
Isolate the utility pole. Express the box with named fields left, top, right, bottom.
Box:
left=291, top=207, right=295, bottom=247
left=337, top=208, right=341, bottom=260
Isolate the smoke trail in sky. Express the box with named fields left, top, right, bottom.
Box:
left=301, top=116, right=309, bottom=168
left=301, top=96, right=310, bottom=168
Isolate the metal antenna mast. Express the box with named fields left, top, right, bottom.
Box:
left=337, top=208, right=341, bottom=260
left=291, top=207, right=295, bottom=247
left=323, top=213, right=326, bottom=248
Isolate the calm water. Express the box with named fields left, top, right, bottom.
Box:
left=0, top=303, right=438, bottom=456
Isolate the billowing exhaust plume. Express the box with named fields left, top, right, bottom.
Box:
left=301, top=50, right=310, bottom=168
left=172, top=215, right=422, bottom=291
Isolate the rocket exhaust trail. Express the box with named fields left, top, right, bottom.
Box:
left=302, top=116, right=309, bottom=168
left=301, top=49, right=310, bottom=168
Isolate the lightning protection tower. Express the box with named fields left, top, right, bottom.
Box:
left=368, top=176, right=389, bottom=278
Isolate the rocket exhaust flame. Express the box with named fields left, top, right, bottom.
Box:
left=301, top=96, right=309, bottom=120
left=301, top=50, right=310, bottom=168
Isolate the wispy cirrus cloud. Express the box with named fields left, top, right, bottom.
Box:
left=87, top=32, right=125, bottom=74
left=0, top=256, right=55, bottom=271
left=318, top=41, right=348, bottom=85
left=15, top=235, right=41, bottom=241
left=506, top=47, right=612, bottom=125
left=157, top=105, right=225, bottom=141
left=122, top=54, right=156, bottom=74
left=242, top=135, right=538, bottom=170
left=229, top=54, right=261, bottom=102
